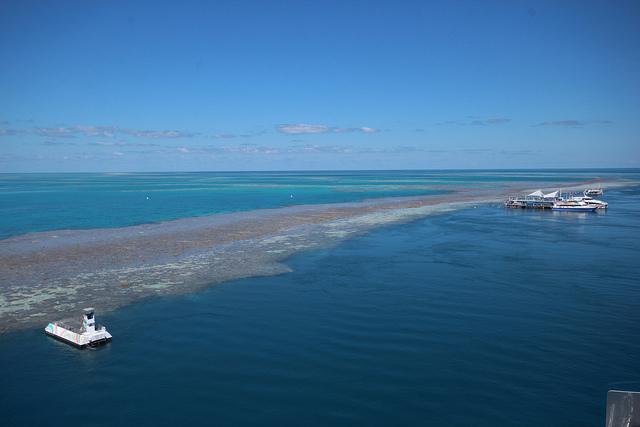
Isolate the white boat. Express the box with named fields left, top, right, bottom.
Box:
left=504, top=198, right=527, bottom=208
left=552, top=200, right=598, bottom=212
left=584, top=187, right=603, bottom=196
left=570, top=196, right=608, bottom=209
left=45, top=308, right=112, bottom=348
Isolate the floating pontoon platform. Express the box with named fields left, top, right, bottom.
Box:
left=45, top=308, right=112, bottom=348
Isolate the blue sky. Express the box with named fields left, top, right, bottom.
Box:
left=1, top=0, right=638, bottom=172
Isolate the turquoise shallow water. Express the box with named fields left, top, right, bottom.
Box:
left=1, top=171, right=639, bottom=426
left=0, top=169, right=628, bottom=240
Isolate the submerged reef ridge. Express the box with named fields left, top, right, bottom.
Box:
left=0, top=179, right=633, bottom=333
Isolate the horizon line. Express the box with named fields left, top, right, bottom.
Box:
left=1, top=167, right=639, bottom=175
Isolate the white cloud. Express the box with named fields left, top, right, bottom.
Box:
left=33, top=127, right=78, bottom=137
left=120, top=129, right=198, bottom=138
left=434, top=117, right=512, bottom=126
left=277, top=123, right=379, bottom=135
left=29, top=125, right=197, bottom=139
left=360, top=127, right=379, bottom=133
left=75, top=126, right=117, bottom=137
left=277, top=124, right=330, bottom=134
left=212, top=133, right=237, bottom=139
left=535, top=120, right=610, bottom=127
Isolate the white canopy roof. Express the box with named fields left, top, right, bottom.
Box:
left=543, top=190, right=559, bottom=198
left=528, top=190, right=544, bottom=197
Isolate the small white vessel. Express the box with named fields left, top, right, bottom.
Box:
left=504, top=198, right=527, bottom=208
left=552, top=200, right=598, bottom=212
left=584, top=187, right=604, bottom=196
left=45, top=308, right=112, bottom=348
left=570, top=196, right=608, bottom=209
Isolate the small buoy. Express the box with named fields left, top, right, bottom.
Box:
left=290, top=194, right=294, bottom=198
left=146, top=196, right=150, bottom=200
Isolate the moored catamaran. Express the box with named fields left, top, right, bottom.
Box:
left=551, top=200, right=598, bottom=212
left=569, top=195, right=608, bottom=209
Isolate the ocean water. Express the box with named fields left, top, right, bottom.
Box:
left=0, top=173, right=639, bottom=426
left=0, top=169, right=627, bottom=240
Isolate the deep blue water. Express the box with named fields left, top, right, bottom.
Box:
left=1, top=169, right=630, bottom=239
left=1, top=184, right=639, bottom=426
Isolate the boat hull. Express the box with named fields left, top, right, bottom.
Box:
left=45, top=330, right=112, bottom=348
left=45, top=329, right=85, bottom=348
left=552, top=206, right=598, bottom=212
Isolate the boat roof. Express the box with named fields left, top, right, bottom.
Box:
left=528, top=190, right=544, bottom=197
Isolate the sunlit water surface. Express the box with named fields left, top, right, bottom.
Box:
left=1, top=177, right=639, bottom=426
left=1, top=169, right=627, bottom=239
